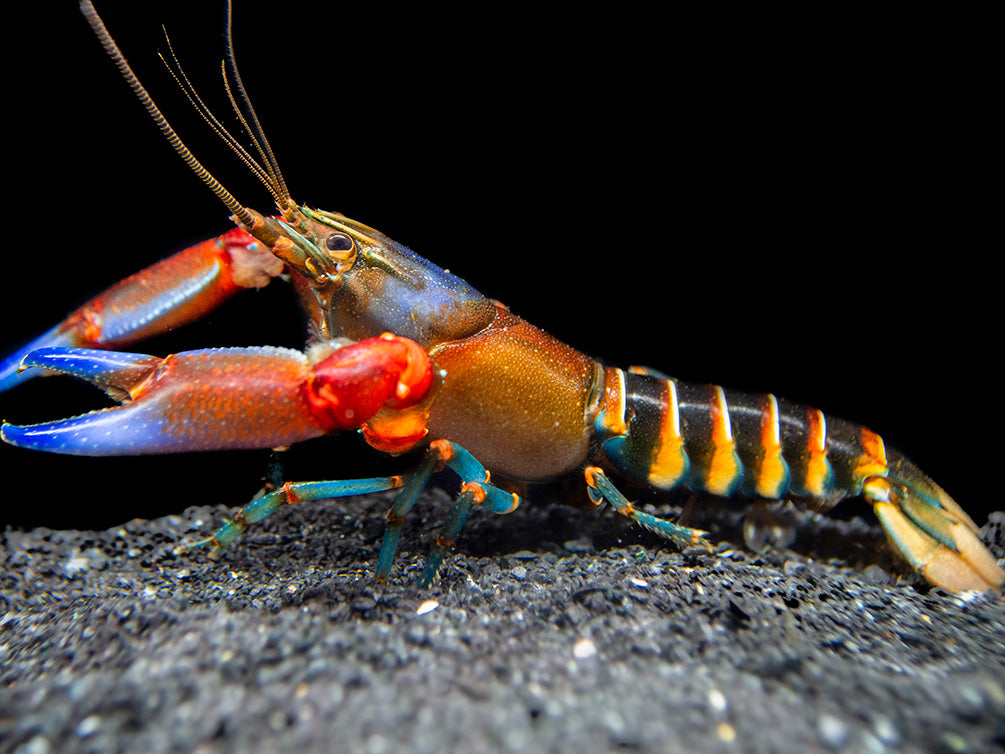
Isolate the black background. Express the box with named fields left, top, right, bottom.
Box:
left=1, top=2, right=996, bottom=529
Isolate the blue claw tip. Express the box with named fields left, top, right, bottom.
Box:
left=18, top=347, right=158, bottom=390
left=0, top=327, right=76, bottom=393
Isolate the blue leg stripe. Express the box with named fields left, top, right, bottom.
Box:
left=586, top=468, right=707, bottom=549
left=198, top=476, right=402, bottom=549
left=421, top=488, right=476, bottom=587
left=376, top=452, right=440, bottom=580
left=442, top=443, right=488, bottom=482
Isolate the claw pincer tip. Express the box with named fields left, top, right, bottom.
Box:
left=0, top=327, right=77, bottom=392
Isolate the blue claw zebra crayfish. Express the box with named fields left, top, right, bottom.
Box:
left=0, top=1, right=1001, bottom=593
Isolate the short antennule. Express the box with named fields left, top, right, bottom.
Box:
left=79, top=1, right=255, bottom=227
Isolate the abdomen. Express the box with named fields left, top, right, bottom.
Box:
left=596, top=368, right=887, bottom=501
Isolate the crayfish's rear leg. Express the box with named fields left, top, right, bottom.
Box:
left=197, top=440, right=519, bottom=586
left=584, top=467, right=709, bottom=551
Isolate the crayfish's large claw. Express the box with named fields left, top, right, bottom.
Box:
left=865, top=457, right=1003, bottom=592
left=1, top=346, right=325, bottom=454
left=1, top=334, right=436, bottom=456
left=0, top=228, right=284, bottom=394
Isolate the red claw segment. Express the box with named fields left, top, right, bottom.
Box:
left=0, top=335, right=436, bottom=457
left=0, top=228, right=282, bottom=393
left=303, top=333, right=435, bottom=431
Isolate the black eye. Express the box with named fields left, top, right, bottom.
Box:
left=326, top=233, right=354, bottom=253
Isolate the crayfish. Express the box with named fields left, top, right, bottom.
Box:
left=1, top=2, right=1001, bottom=593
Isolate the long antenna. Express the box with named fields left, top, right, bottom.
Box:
left=79, top=1, right=255, bottom=227
left=224, top=0, right=291, bottom=206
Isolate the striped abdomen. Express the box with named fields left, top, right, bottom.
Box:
left=596, top=368, right=888, bottom=502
